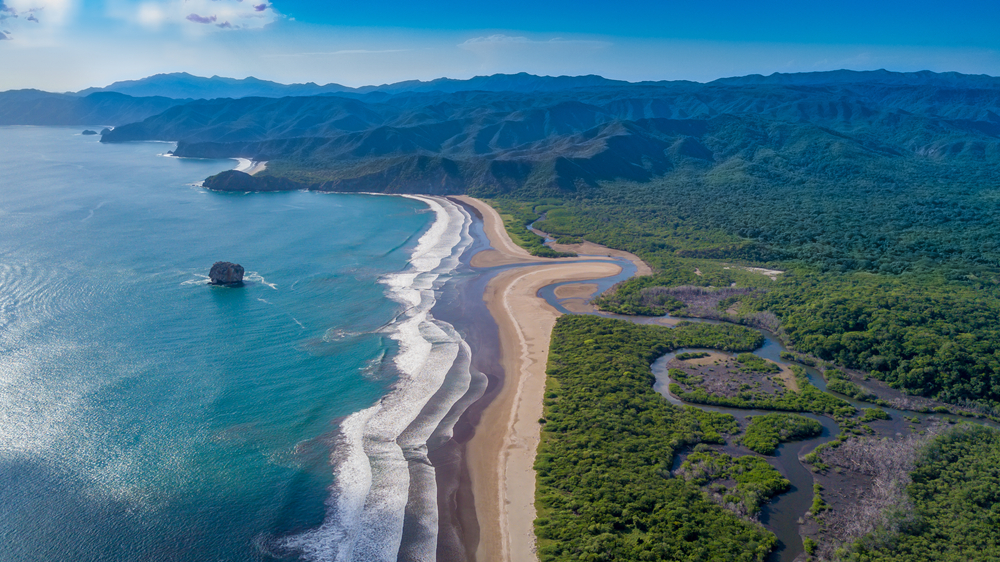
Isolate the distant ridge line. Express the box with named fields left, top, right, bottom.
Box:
left=63, top=69, right=1000, bottom=101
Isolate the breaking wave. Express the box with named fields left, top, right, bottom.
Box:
left=278, top=196, right=478, bottom=562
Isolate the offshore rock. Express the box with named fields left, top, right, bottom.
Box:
left=209, top=262, right=244, bottom=286
left=82, top=130, right=98, bottom=135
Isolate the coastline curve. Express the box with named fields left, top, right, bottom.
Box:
left=279, top=195, right=477, bottom=562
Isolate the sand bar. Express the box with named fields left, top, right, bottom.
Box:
left=547, top=238, right=653, bottom=276
left=458, top=195, right=631, bottom=562
left=553, top=282, right=599, bottom=300
left=453, top=195, right=652, bottom=274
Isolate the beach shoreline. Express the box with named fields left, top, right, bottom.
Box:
left=455, top=196, right=647, bottom=562
left=233, top=158, right=267, bottom=175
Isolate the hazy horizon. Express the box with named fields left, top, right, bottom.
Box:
left=13, top=66, right=1000, bottom=96
left=2, top=0, right=1000, bottom=92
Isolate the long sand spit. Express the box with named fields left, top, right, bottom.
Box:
left=453, top=196, right=649, bottom=562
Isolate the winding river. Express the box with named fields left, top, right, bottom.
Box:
left=530, top=239, right=994, bottom=562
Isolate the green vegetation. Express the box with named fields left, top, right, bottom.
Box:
left=780, top=351, right=819, bottom=367
left=535, top=316, right=776, bottom=561
left=736, top=353, right=781, bottom=374
left=740, top=413, right=824, bottom=455
left=860, top=408, right=891, bottom=423
left=519, top=159, right=1000, bottom=412
left=823, top=369, right=879, bottom=402
left=573, top=234, right=1000, bottom=412
left=673, top=365, right=856, bottom=417
left=593, top=276, right=687, bottom=315
left=482, top=198, right=577, bottom=258
left=677, top=351, right=711, bottom=360
left=668, top=368, right=703, bottom=387
left=745, top=274, right=1000, bottom=408
left=826, top=382, right=877, bottom=402
left=677, top=448, right=790, bottom=515
left=810, top=483, right=828, bottom=514
left=842, top=425, right=1000, bottom=561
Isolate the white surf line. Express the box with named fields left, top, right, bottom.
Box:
left=279, top=195, right=474, bottom=562
left=392, top=198, right=478, bottom=562
left=350, top=196, right=472, bottom=562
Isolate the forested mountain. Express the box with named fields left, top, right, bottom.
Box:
left=0, top=90, right=187, bottom=127
left=74, top=72, right=355, bottom=100
left=96, top=70, right=1000, bottom=195
left=0, top=72, right=634, bottom=126
left=75, top=72, right=634, bottom=100
left=712, top=68, right=1000, bottom=88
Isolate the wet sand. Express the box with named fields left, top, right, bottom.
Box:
left=546, top=239, right=653, bottom=276
left=552, top=282, right=598, bottom=300
left=456, top=196, right=630, bottom=562
left=453, top=195, right=653, bottom=276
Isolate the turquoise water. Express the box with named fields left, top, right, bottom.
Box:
left=0, top=127, right=459, bottom=561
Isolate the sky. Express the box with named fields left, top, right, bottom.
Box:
left=2, top=0, right=1000, bottom=91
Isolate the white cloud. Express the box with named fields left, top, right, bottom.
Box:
left=136, top=2, right=165, bottom=27
left=107, top=0, right=280, bottom=32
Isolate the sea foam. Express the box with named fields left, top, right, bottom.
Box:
left=279, top=196, right=476, bottom=562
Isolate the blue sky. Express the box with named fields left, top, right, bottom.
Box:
left=2, top=0, right=1000, bottom=91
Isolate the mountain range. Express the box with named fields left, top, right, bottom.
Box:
left=73, top=71, right=637, bottom=99
left=2, top=70, right=999, bottom=194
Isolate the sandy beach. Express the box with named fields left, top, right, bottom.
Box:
left=233, top=158, right=268, bottom=175
left=457, top=196, right=648, bottom=562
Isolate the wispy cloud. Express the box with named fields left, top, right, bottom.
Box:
left=2, top=0, right=74, bottom=25
left=459, top=34, right=611, bottom=50
left=0, top=30, right=9, bottom=39
left=263, top=49, right=410, bottom=58
left=186, top=13, right=215, bottom=24
left=461, top=34, right=531, bottom=45
left=0, top=0, right=75, bottom=43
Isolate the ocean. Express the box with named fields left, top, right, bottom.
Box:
left=0, top=127, right=477, bottom=561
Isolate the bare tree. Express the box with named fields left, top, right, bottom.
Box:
left=641, top=285, right=761, bottom=319
left=813, top=424, right=947, bottom=559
